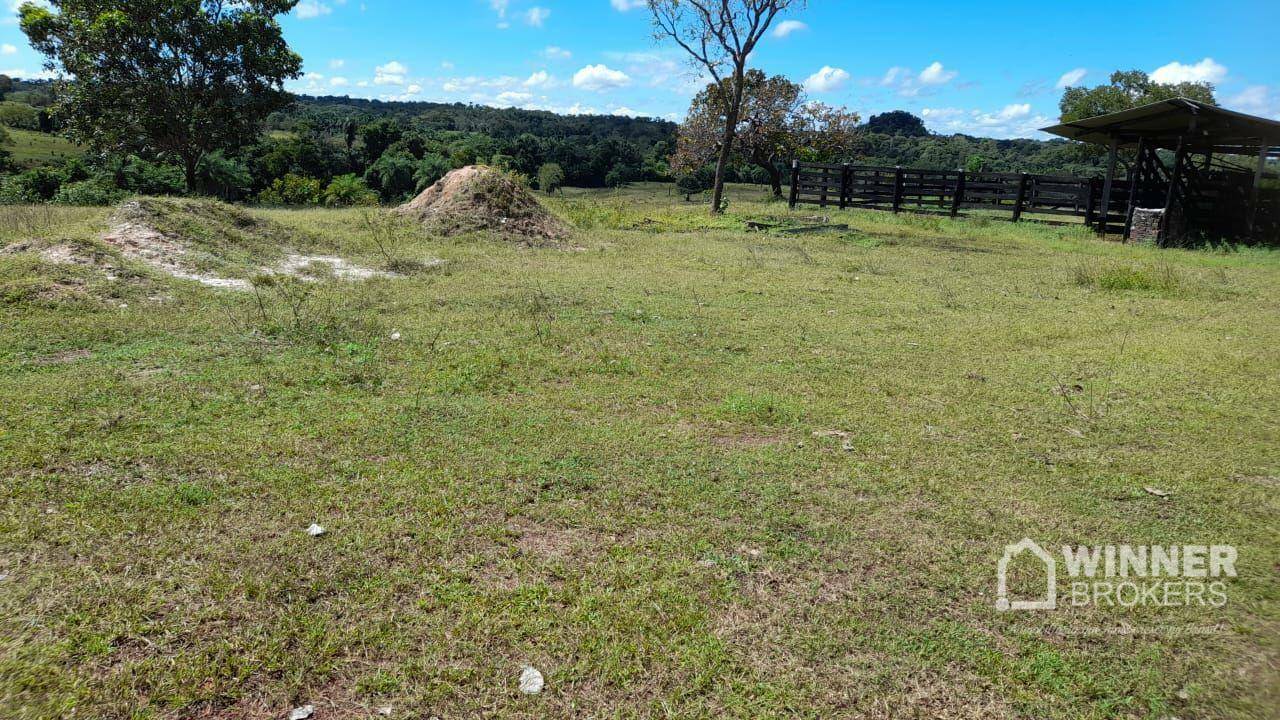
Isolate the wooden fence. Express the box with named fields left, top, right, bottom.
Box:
left=788, top=161, right=1127, bottom=231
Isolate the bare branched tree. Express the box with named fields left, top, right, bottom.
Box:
left=647, top=0, right=805, bottom=213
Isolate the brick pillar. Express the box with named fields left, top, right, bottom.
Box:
left=1129, top=208, right=1163, bottom=245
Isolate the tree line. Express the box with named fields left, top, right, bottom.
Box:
left=0, top=0, right=1222, bottom=207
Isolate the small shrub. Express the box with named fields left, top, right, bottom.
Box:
left=257, top=174, right=324, bottom=206
left=323, top=174, right=378, bottom=207
left=537, top=162, right=565, bottom=195
left=54, top=178, right=127, bottom=206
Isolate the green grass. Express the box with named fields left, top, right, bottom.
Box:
left=1, top=127, right=83, bottom=168
left=1, top=184, right=1278, bottom=719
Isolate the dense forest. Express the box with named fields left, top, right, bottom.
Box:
left=2, top=76, right=1112, bottom=206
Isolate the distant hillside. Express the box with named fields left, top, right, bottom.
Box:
left=276, top=95, right=678, bottom=149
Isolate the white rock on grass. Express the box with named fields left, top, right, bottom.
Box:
left=288, top=705, right=314, bottom=720
left=306, top=524, right=326, bottom=537
left=518, top=665, right=545, bottom=695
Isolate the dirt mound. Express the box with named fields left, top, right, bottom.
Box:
left=101, top=198, right=399, bottom=290
left=395, top=165, right=570, bottom=243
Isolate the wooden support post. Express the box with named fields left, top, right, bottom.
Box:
left=1160, top=136, right=1189, bottom=247
left=839, top=163, right=851, bottom=210
left=950, top=171, right=965, bottom=218
left=892, top=166, right=904, bottom=213
left=788, top=160, right=799, bottom=209
left=1084, top=178, right=1098, bottom=230
left=1098, top=137, right=1120, bottom=235
left=1247, top=145, right=1267, bottom=236
left=1123, top=137, right=1147, bottom=240
left=819, top=167, right=830, bottom=208
left=1012, top=173, right=1030, bottom=222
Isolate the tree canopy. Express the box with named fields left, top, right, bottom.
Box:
left=673, top=70, right=858, bottom=197
left=864, top=110, right=929, bottom=137
left=1058, top=70, right=1217, bottom=123
left=649, top=0, right=803, bottom=212
left=20, top=0, right=303, bottom=189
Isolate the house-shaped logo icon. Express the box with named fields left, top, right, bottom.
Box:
left=996, top=538, right=1056, bottom=611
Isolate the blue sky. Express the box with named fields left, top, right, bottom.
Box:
left=3, top=0, right=1278, bottom=138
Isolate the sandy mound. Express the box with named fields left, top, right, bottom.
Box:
left=396, top=165, right=570, bottom=243
left=101, top=198, right=402, bottom=290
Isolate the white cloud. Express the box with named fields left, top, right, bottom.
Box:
left=328, top=59, right=345, bottom=70
left=543, top=46, right=572, bottom=60
left=329, top=76, right=349, bottom=87
left=1, top=67, right=55, bottom=80
left=524, top=6, right=550, bottom=27
left=610, top=0, right=647, bottom=10
left=1150, top=58, right=1227, bottom=85
left=374, top=60, right=408, bottom=85
left=0, top=43, right=15, bottom=55
left=918, top=61, right=957, bottom=86
left=1055, top=68, right=1087, bottom=89
left=490, top=0, right=508, bottom=17
left=572, top=64, right=631, bottom=91
left=922, top=104, right=1051, bottom=139
left=603, top=50, right=689, bottom=90
left=804, top=66, right=850, bottom=93
left=523, top=70, right=553, bottom=88
left=612, top=106, right=639, bottom=116
left=1228, top=85, right=1280, bottom=120
left=495, top=90, right=533, bottom=106
left=772, top=20, right=807, bottom=38
left=879, top=62, right=957, bottom=96
left=294, top=0, right=332, bottom=19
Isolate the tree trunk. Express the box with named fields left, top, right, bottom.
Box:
left=183, top=153, right=199, bottom=194
left=710, top=67, right=745, bottom=215
left=760, top=161, right=783, bottom=198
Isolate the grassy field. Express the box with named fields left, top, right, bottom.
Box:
left=1, top=127, right=83, bottom=169
left=1, top=184, right=1278, bottom=719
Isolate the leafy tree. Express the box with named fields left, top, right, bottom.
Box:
left=674, top=70, right=859, bottom=197
left=414, top=153, right=453, bottom=192
left=0, top=101, right=42, bottom=130
left=0, top=127, right=11, bottom=171
left=1059, top=70, right=1217, bottom=122
left=0, top=75, right=13, bottom=101
left=864, top=111, right=928, bottom=137
left=197, top=151, right=254, bottom=200
left=357, top=118, right=403, bottom=163
left=964, top=154, right=988, bottom=173
left=605, top=163, right=640, bottom=188
left=323, top=174, right=378, bottom=207
left=537, top=162, right=565, bottom=195
left=676, top=166, right=715, bottom=200
left=649, top=0, right=802, bottom=213
left=364, top=149, right=417, bottom=202
left=257, top=173, right=323, bottom=205
left=20, top=0, right=302, bottom=191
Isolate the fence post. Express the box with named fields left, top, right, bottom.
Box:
left=892, top=166, right=904, bottom=213
left=950, top=171, right=965, bottom=218
left=1083, top=178, right=1098, bottom=230
left=1012, top=173, right=1030, bottom=222
left=839, top=163, right=851, bottom=210
left=788, top=160, right=799, bottom=209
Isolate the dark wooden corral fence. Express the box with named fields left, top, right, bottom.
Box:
left=788, top=161, right=1124, bottom=229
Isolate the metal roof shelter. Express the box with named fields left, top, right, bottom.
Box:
left=1042, top=98, right=1280, bottom=245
